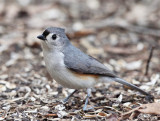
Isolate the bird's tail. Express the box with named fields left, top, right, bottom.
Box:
left=100, top=76, right=154, bottom=100
left=114, top=77, right=150, bottom=96
left=100, top=77, right=151, bottom=96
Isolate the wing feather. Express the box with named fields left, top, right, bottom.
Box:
left=62, top=44, right=117, bottom=78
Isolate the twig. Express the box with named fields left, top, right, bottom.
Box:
left=145, top=46, right=155, bottom=75
left=84, top=18, right=160, bottom=37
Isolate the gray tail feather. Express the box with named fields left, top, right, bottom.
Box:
left=114, top=78, right=150, bottom=96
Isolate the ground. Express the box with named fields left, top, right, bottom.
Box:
left=0, top=0, right=160, bottom=120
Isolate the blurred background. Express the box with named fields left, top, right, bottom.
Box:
left=0, top=0, right=160, bottom=120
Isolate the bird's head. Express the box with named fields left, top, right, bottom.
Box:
left=37, top=27, right=69, bottom=51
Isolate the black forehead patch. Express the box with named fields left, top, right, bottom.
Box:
left=42, top=30, right=49, bottom=37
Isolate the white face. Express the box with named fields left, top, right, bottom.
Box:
left=41, top=33, right=64, bottom=51
left=46, top=33, right=60, bottom=45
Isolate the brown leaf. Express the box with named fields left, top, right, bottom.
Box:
left=97, top=112, right=108, bottom=117
left=67, top=29, right=96, bottom=39
left=138, top=102, right=160, bottom=115
left=44, top=113, right=58, bottom=117
left=121, top=102, right=160, bottom=120
left=83, top=114, right=97, bottom=118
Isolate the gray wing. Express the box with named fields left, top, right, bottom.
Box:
left=62, top=44, right=117, bottom=77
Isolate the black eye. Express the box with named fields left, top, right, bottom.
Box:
left=52, top=34, right=57, bottom=40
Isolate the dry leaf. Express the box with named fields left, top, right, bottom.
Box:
left=121, top=102, right=160, bottom=120
left=97, top=112, right=108, bottom=117
left=83, top=114, right=97, bottom=118
left=138, top=102, right=160, bottom=115
left=44, top=113, right=58, bottom=117
left=67, top=29, right=95, bottom=39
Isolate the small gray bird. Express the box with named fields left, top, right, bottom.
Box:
left=37, top=27, right=153, bottom=110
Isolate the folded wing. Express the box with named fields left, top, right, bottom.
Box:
left=62, top=44, right=117, bottom=77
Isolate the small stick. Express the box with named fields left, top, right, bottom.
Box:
left=145, top=46, right=155, bottom=75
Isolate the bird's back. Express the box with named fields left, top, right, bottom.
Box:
left=62, top=44, right=117, bottom=77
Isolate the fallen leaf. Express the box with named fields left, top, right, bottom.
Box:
left=138, top=102, right=160, bottom=115
left=67, top=29, right=95, bottom=39
left=83, top=114, right=97, bottom=118
left=121, top=102, right=160, bottom=120
left=97, top=112, right=108, bottom=117
left=44, top=113, right=58, bottom=117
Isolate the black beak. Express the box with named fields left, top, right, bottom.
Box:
left=37, top=35, right=46, bottom=41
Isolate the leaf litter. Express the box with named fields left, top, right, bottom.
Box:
left=0, top=0, right=160, bottom=120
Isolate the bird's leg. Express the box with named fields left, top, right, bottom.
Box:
left=63, top=89, right=77, bottom=103
left=83, top=88, right=92, bottom=111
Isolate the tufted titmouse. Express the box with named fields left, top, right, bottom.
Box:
left=37, top=27, right=153, bottom=110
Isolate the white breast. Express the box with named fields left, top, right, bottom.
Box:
left=42, top=50, right=96, bottom=89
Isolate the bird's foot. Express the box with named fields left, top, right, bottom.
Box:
left=61, top=89, right=78, bottom=104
